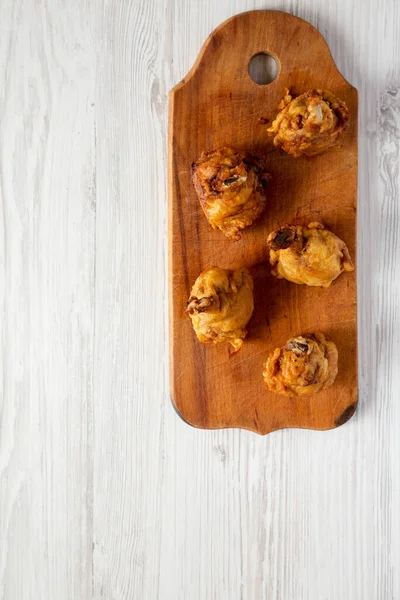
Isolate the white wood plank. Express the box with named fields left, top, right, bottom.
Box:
left=0, top=1, right=95, bottom=598
left=92, top=1, right=168, bottom=598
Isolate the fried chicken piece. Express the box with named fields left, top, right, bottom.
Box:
left=186, top=266, right=254, bottom=352
left=267, top=89, right=350, bottom=157
left=263, top=332, right=338, bottom=397
left=191, top=147, right=270, bottom=240
left=267, top=222, right=354, bottom=288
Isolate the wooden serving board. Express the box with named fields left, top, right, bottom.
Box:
left=168, top=10, right=358, bottom=435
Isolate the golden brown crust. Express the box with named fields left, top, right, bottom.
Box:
left=191, top=146, right=270, bottom=240
left=263, top=332, right=338, bottom=397
left=267, top=89, right=350, bottom=157
left=186, top=266, right=254, bottom=351
left=267, top=222, right=354, bottom=287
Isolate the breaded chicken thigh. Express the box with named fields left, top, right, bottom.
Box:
left=192, top=147, right=270, bottom=240
left=186, top=266, right=254, bottom=352
left=267, top=89, right=349, bottom=157
left=267, top=222, right=354, bottom=287
left=263, top=332, right=338, bottom=397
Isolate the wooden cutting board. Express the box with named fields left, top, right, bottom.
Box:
left=168, top=10, right=358, bottom=435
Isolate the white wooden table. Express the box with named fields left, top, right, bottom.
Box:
left=0, top=1, right=399, bottom=598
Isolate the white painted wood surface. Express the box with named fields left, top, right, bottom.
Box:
left=0, top=0, right=399, bottom=598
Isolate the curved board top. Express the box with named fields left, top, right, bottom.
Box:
left=171, top=10, right=354, bottom=96
left=169, top=10, right=358, bottom=435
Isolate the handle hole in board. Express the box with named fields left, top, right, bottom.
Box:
left=248, top=52, right=279, bottom=85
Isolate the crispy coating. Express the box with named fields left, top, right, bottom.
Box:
left=263, top=332, right=338, bottom=397
left=267, top=222, right=354, bottom=288
left=191, top=146, right=270, bottom=240
left=186, top=266, right=254, bottom=352
left=267, top=89, right=350, bottom=157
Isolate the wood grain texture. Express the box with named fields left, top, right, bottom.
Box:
left=92, top=1, right=167, bottom=598
left=0, top=1, right=95, bottom=598
left=169, top=10, right=358, bottom=435
left=0, top=0, right=399, bottom=599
